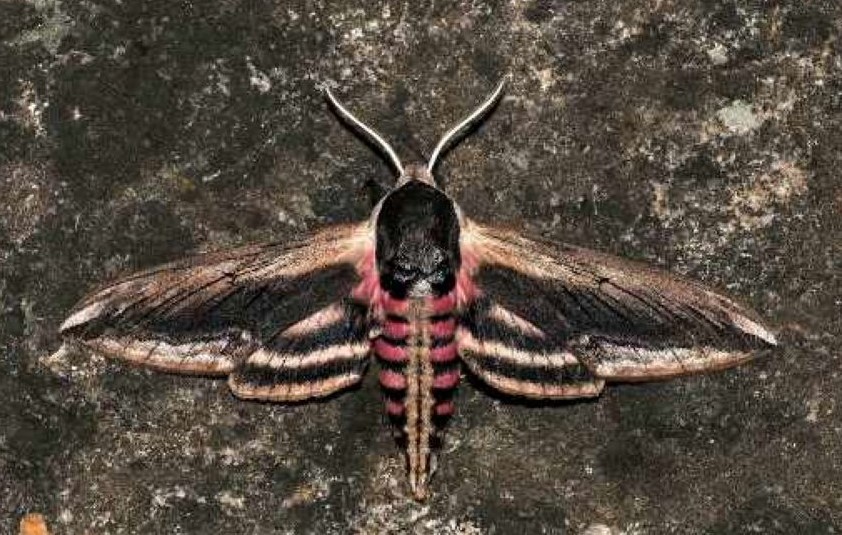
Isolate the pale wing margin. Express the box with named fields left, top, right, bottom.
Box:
left=460, top=220, right=776, bottom=383
left=59, top=223, right=374, bottom=400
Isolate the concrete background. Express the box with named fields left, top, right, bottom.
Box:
left=1, top=0, right=840, bottom=533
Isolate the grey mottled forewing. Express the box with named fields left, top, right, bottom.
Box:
left=60, top=224, right=373, bottom=401
left=459, top=221, right=776, bottom=393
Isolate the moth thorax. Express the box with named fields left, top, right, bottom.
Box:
left=375, top=178, right=460, bottom=299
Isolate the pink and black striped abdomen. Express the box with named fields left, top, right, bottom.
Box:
left=375, top=292, right=460, bottom=420
left=371, top=291, right=459, bottom=500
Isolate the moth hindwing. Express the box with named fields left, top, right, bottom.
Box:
left=59, top=82, right=776, bottom=501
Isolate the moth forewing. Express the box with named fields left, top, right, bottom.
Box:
left=59, top=222, right=375, bottom=384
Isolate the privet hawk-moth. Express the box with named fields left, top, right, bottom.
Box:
left=58, top=81, right=776, bottom=500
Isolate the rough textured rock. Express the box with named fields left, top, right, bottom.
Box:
left=2, top=1, right=840, bottom=533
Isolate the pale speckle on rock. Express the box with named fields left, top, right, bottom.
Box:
left=215, top=490, right=245, bottom=510
left=706, top=42, right=730, bottom=65
left=246, top=56, right=273, bottom=94
left=716, top=100, right=763, bottom=135
left=57, top=508, right=73, bottom=525
left=13, top=80, right=48, bottom=137
left=10, top=0, right=73, bottom=54
left=581, top=524, right=618, bottom=535
left=728, top=160, right=808, bottom=231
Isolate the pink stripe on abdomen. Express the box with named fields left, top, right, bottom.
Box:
left=379, top=369, right=407, bottom=390
left=434, top=400, right=454, bottom=416
left=432, top=369, right=460, bottom=389
left=429, top=293, right=457, bottom=315
left=374, top=338, right=407, bottom=363
left=385, top=398, right=405, bottom=416
left=383, top=319, right=410, bottom=339
left=430, top=343, right=457, bottom=363
left=429, top=317, right=456, bottom=339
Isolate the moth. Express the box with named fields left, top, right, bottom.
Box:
left=59, top=81, right=777, bottom=501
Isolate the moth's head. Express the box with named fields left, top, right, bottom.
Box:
left=325, top=79, right=505, bottom=191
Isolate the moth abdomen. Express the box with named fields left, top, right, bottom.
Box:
left=373, top=292, right=460, bottom=416
left=369, top=288, right=462, bottom=499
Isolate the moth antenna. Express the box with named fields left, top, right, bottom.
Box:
left=325, top=87, right=405, bottom=176
left=427, top=78, right=506, bottom=172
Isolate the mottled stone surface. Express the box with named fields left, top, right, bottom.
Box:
left=2, top=1, right=840, bottom=533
